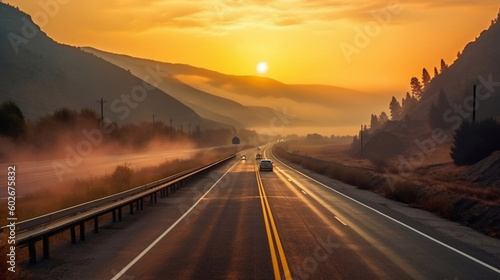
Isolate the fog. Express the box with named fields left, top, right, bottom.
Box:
left=0, top=129, right=201, bottom=195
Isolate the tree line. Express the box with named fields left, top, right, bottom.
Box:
left=0, top=101, right=261, bottom=160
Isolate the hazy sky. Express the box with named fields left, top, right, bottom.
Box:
left=5, top=0, right=499, bottom=95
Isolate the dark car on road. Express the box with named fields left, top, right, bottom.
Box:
left=259, top=159, right=273, bottom=171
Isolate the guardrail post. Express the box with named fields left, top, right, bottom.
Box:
left=80, top=222, right=85, bottom=241
left=118, top=207, right=122, bottom=221
left=140, top=198, right=144, bottom=210
left=130, top=202, right=134, bottom=215
left=43, top=236, right=49, bottom=259
left=28, top=242, right=37, bottom=264
left=154, top=192, right=157, bottom=203
left=112, top=209, right=117, bottom=223
left=71, top=226, right=77, bottom=243
left=94, top=217, right=99, bottom=233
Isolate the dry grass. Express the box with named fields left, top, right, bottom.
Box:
left=277, top=140, right=500, bottom=238
left=274, top=145, right=372, bottom=190
left=0, top=148, right=233, bottom=224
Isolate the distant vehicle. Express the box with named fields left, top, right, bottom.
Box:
left=259, top=159, right=273, bottom=171
left=257, top=146, right=261, bottom=150
left=256, top=154, right=262, bottom=159
left=241, top=155, right=246, bottom=160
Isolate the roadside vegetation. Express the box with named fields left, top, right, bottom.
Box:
left=0, top=100, right=260, bottom=162
left=0, top=147, right=234, bottom=223
left=274, top=141, right=500, bottom=238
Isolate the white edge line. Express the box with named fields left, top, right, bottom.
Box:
left=111, top=160, right=240, bottom=280
left=271, top=149, right=500, bottom=274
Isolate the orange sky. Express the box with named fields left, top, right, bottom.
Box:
left=5, top=0, right=499, bottom=96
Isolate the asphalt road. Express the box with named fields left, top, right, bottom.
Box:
left=23, top=145, right=500, bottom=279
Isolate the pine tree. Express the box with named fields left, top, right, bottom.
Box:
left=402, top=91, right=417, bottom=113
left=410, top=77, right=422, bottom=99
left=379, top=112, right=389, bottom=124
left=389, top=96, right=402, bottom=120
left=440, top=59, right=448, bottom=73
left=370, top=114, right=380, bottom=130
left=433, top=67, right=439, bottom=78
left=429, top=89, right=451, bottom=129
left=422, top=68, right=431, bottom=88
left=0, top=100, right=26, bottom=139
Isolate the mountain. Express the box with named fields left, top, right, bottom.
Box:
left=410, top=20, right=500, bottom=122
left=0, top=3, right=227, bottom=130
left=81, top=47, right=280, bottom=129
left=82, top=48, right=385, bottom=134
left=356, top=17, right=500, bottom=161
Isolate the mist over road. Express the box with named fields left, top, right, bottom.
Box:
left=0, top=146, right=231, bottom=195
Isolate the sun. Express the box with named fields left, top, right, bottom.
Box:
left=256, top=62, right=268, bottom=74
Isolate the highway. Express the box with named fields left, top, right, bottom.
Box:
left=24, top=145, right=500, bottom=279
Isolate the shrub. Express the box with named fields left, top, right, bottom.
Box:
left=0, top=100, right=26, bottom=139
left=451, top=119, right=500, bottom=165
left=386, top=181, right=421, bottom=204
left=111, top=163, right=133, bottom=190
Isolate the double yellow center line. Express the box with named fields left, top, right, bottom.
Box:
left=255, top=163, right=292, bottom=280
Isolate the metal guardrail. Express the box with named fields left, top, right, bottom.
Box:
left=1, top=154, right=235, bottom=264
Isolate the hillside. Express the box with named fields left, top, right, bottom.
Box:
left=81, top=47, right=280, bottom=129
left=358, top=17, right=500, bottom=163
left=410, top=19, right=500, bottom=122
left=82, top=48, right=385, bottom=134
left=0, top=4, right=226, bottom=130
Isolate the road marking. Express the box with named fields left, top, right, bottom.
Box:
left=255, top=163, right=292, bottom=280
left=334, top=216, right=347, bottom=226
left=271, top=149, right=500, bottom=275
left=110, top=159, right=240, bottom=280
left=301, top=190, right=307, bottom=195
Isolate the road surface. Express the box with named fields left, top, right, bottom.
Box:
left=22, top=145, right=500, bottom=279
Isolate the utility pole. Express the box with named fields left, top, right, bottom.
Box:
left=360, top=124, right=364, bottom=157
left=97, top=98, right=105, bottom=122
left=169, top=118, right=173, bottom=131
left=473, top=84, right=476, bottom=123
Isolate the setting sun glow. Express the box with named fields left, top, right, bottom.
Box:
left=256, top=62, right=268, bottom=74
left=5, top=0, right=498, bottom=94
